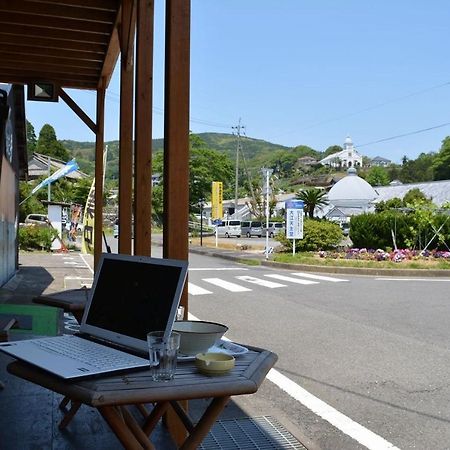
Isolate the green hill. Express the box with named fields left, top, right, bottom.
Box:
left=60, top=133, right=295, bottom=179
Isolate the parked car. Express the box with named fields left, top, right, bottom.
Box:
left=240, top=220, right=263, bottom=238
left=24, top=214, right=49, bottom=227
left=215, top=220, right=241, bottom=238
left=341, top=222, right=350, bottom=236
left=263, top=221, right=286, bottom=238
left=113, top=218, right=119, bottom=238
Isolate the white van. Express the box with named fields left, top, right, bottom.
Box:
left=240, top=220, right=263, bottom=238
left=263, top=222, right=286, bottom=238
left=216, top=220, right=241, bottom=238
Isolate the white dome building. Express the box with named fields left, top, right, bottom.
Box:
left=324, top=167, right=378, bottom=224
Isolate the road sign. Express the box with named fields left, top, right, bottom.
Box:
left=285, top=200, right=304, bottom=239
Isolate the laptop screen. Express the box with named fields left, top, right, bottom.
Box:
left=80, top=254, right=188, bottom=353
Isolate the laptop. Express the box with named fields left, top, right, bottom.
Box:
left=0, top=253, right=188, bottom=379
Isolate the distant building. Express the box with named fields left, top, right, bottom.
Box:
left=370, top=156, right=391, bottom=167
left=322, top=167, right=378, bottom=223
left=319, top=136, right=363, bottom=168
left=374, top=179, right=450, bottom=207
left=28, top=152, right=88, bottom=180
left=296, top=155, right=318, bottom=167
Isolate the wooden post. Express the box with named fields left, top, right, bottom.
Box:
left=163, top=0, right=191, bottom=444
left=118, top=0, right=136, bottom=255
left=94, top=85, right=105, bottom=269
left=134, top=0, right=154, bottom=256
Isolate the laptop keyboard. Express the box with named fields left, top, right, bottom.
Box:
left=32, top=335, right=148, bottom=370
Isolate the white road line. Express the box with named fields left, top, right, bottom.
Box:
left=265, top=274, right=318, bottom=285
left=202, top=278, right=252, bottom=292
left=235, top=275, right=286, bottom=288
left=188, top=282, right=213, bottom=296
left=188, top=312, right=399, bottom=450
left=267, top=369, right=399, bottom=450
left=78, top=253, right=94, bottom=274
left=63, top=262, right=79, bottom=265
left=376, top=277, right=450, bottom=282
left=291, top=272, right=348, bottom=282
left=189, top=268, right=249, bottom=271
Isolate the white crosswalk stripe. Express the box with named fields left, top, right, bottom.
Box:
left=202, top=278, right=252, bottom=292
left=188, top=282, right=213, bottom=296
left=264, top=274, right=318, bottom=285
left=235, top=275, right=286, bottom=288
left=290, top=272, right=348, bottom=282
left=188, top=271, right=349, bottom=295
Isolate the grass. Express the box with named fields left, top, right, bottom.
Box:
left=273, top=252, right=450, bottom=270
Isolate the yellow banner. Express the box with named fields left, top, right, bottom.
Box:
left=81, top=146, right=108, bottom=254
left=211, top=181, right=223, bottom=220
left=81, top=179, right=95, bottom=254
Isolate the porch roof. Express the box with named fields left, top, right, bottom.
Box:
left=0, top=0, right=120, bottom=90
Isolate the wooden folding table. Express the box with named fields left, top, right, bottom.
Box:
left=7, top=346, right=277, bottom=449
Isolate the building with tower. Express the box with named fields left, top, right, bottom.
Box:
left=319, top=136, right=363, bottom=168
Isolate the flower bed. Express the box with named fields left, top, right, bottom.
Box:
left=318, top=248, right=450, bottom=263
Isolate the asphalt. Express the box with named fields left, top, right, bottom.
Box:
left=2, top=238, right=449, bottom=306
left=0, top=242, right=447, bottom=450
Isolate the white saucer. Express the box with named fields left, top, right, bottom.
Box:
left=178, top=339, right=248, bottom=361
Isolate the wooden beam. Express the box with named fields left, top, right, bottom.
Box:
left=118, top=0, right=135, bottom=255
left=0, top=11, right=113, bottom=35
left=163, top=0, right=190, bottom=260
left=133, top=0, right=154, bottom=256
left=0, top=23, right=109, bottom=45
left=0, top=72, right=97, bottom=90
left=163, top=1, right=190, bottom=442
left=0, top=1, right=117, bottom=23
left=0, top=40, right=106, bottom=56
left=59, top=88, right=97, bottom=134
left=94, top=85, right=106, bottom=269
left=100, top=25, right=120, bottom=89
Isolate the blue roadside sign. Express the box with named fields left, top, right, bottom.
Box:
left=285, top=200, right=304, bottom=239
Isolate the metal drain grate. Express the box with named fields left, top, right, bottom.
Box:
left=199, top=416, right=307, bottom=450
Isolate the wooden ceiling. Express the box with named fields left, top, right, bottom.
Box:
left=0, top=0, right=122, bottom=90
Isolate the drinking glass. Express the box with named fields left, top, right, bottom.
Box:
left=147, top=331, right=180, bottom=381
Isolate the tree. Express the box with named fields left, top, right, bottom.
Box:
left=296, top=187, right=329, bottom=218
left=26, top=120, right=37, bottom=159
left=366, top=166, right=390, bottom=186
left=432, top=136, right=450, bottom=180
left=152, top=134, right=234, bottom=214
left=403, top=188, right=430, bottom=206
left=36, top=124, right=70, bottom=161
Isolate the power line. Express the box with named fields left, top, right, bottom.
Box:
left=87, top=90, right=232, bottom=129
left=356, top=121, right=450, bottom=148
left=270, top=80, right=450, bottom=139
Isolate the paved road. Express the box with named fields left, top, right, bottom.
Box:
left=186, top=253, right=450, bottom=450
left=101, top=237, right=450, bottom=449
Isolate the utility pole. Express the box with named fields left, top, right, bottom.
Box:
left=232, top=118, right=244, bottom=219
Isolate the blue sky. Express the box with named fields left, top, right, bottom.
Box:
left=26, top=1, right=450, bottom=163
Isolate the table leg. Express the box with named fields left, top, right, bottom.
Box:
left=58, top=400, right=82, bottom=429
left=179, top=396, right=230, bottom=450
left=142, top=401, right=170, bottom=435
left=120, top=406, right=156, bottom=450
left=99, top=405, right=149, bottom=450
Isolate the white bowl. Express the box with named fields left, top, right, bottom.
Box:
left=173, top=321, right=228, bottom=355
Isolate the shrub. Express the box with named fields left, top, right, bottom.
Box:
left=275, top=219, right=342, bottom=251
left=350, top=211, right=450, bottom=251
left=18, top=225, right=58, bottom=251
